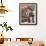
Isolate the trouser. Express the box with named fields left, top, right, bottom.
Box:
left=28, top=16, right=34, bottom=23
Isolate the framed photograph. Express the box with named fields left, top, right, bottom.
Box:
left=19, top=3, right=37, bottom=25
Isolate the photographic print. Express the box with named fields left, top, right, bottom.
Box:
left=19, top=3, right=37, bottom=25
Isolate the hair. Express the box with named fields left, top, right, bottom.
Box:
left=28, top=7, right=33, bottom=11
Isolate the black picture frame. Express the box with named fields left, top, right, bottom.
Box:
left=19, top=3, right=37, bottom=25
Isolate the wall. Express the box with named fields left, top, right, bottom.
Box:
left=0, top=0, right=46, bottom=45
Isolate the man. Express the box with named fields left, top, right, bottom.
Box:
left=26, top=7, right=34, bottom=23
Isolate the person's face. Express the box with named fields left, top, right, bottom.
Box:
left=22, top=5, right=28, bottom=12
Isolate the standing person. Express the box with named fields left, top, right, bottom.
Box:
left=21, top=5, right=28, bottom=22
left=26, top=7, right=34, bottom=23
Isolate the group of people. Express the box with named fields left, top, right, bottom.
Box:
left=21, top=5, right=34, bottom=23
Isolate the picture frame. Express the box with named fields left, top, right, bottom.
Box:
left=19, top=3, right=37, bottom=25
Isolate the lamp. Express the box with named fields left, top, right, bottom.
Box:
left=0, top=0, right=8, bottom=14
